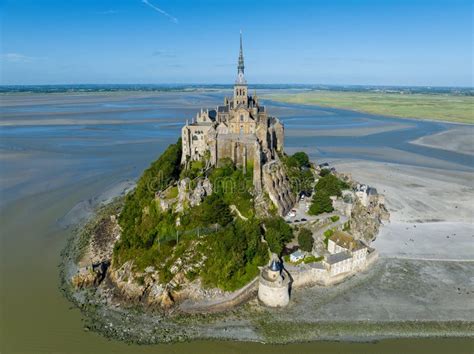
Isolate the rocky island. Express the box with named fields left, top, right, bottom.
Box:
left=61, top=36, right=390, bottom=343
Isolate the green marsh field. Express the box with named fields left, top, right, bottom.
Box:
left=267, top=91, right=473, bottom=124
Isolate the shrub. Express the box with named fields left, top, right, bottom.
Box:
left=320, top=168, right=331, bottom=177
left=308, top=190, right=334, bottom=215
left=298, top=228, right=314, bottom=252
left=292, top=152, right=310, bottom=168
left=315, top=174, right=343, bottom=197
left=323, top=228, right=334, bottom=246
left=264, top=217, right=294, bottom=255
left=281, top=152, right=315, bottom=194
left=201, top=219, right=268, bottom=291
left=330, top=215, right=340, bottom=222
left=343, top=221, right=351, bottom=231
left=323, top=229, right=334, bottom=238
left=303, top=255, right=324, bottom=264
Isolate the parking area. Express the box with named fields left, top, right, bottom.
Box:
left=284, top=197, right=319, bottom=225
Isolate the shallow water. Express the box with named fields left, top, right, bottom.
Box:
left=0, top=91, right=472, bottom=353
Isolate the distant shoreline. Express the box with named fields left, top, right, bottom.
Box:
left=1, top=84, right=472, bottom=95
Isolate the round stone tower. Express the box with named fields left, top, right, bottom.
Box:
left=257, top=256, right=290, bottom=307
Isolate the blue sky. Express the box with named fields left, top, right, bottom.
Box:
left=1, top=0, right=472, bottom=86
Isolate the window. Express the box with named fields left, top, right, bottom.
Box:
left=240, top=114, right=244, bottom=122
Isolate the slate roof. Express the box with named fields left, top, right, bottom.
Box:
left=325, top=252, right=352, bottom=265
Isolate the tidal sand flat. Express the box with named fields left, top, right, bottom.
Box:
left=332, top=160, right=474, bottom=260
left=1, top=91, right=473, bottom=352
left=411, top=127, right=474, bottom=156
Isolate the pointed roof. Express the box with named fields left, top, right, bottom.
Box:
left=235, top=31, right=247, bottom=85
left=238, top=30, right=245, bottom=75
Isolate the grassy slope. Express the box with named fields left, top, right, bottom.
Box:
left=266, top=91, right=473, bottom=124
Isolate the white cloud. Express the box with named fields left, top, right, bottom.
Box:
left=0, top=53, right=40, bottom=63
left=96, top=10, right=118, bottom=15
left=141, top=0, right=178, bottom=24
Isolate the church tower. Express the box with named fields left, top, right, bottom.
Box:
left=234, top=31, right=248, bottom=107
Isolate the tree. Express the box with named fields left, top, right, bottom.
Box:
left=193, top=193, right=233, bottom=227
left=201, top=220, right=268, bottom=291
left=292, top=152, right=310, bottom=168
left=308, top=190, right=334, bottom=215
left=315, top=174, right=343, bottom=197
left=320, top=168, right=331, bottom=177
left=263, top=217, right=294, bottom=255
left=298, top=228, right=314, bottom=252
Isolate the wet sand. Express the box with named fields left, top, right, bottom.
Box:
left=332, top=160, right=474, bottom=261
left=1, top=91, right=473, bottom=352
left=411, top=127, right=474, bottom=156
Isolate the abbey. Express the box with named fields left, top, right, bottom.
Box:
left=181, top=33, right=294, bottom=215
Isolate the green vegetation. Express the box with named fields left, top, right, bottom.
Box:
left=209, top=158, right=255, bottom=219
left=303, top=255, right=323, bottom=264
left=297, top=228, right=314, bottom=252
left=308, top=173, right=349, bottom=215
left=308, top=191, right=333, bottom=215
left=319, top=168, right=331, bottom=177
left=315, top=173, right=349, bottom=197
left=113, top=142, right=293, bottom=291
left=330, top=215, right=340, bottom=222
left=180, top=159, right=205, bottom=180
left=263, top=217, right=294, bottom=255
left=116, top=139, right=182, bottom=254
left=266, top=91, right=474, bottom=124
left=201, top=219, right=268, bottom=291
left=281, top=151, right=315, bottom=194
left=283, top=253, right=322, bottom=265
left=323, top=229, right=335, bottom=247
left=343, top=220, right=351, bottom=231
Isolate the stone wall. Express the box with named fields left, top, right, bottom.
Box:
left=257, top=270, right=290, bottom=307
left=262, top=159, right=296, bottom=216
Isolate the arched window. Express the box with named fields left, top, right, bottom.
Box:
left=240, top=114, right=244, bottom=122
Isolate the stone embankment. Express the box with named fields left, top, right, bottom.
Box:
left=178, top=276, right=259, bottom=314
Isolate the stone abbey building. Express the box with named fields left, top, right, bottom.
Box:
left=181, top=33, right=295, bottom=215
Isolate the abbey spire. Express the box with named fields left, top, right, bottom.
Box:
left=236, top=31, right=247, bottom=85
left=238, top=31, right=245, bottom=75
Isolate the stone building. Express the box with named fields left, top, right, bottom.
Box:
left=257, top=257, right=290, bottom=307
left=324, top=252, right=353, bottom=277
left=324, top=231, right=368, bottom=276
left=181, top=33, right=294, bottom=215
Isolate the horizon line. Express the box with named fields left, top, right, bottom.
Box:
left=1, top=83, right=473, bottom=89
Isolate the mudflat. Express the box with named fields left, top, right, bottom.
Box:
left=1, top=91, right=473, bottom=352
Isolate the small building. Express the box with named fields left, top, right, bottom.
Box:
left=323, top=252, right=353, bottom=276
left=290, top=250, right=305, bottom=263
left=355, top=184, right=378, bottom=207
left=327, top=231, right=368, bottom=272
left=258, top=257, right=290, bottom=307
left=328, top=231, right=358, bottom=254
